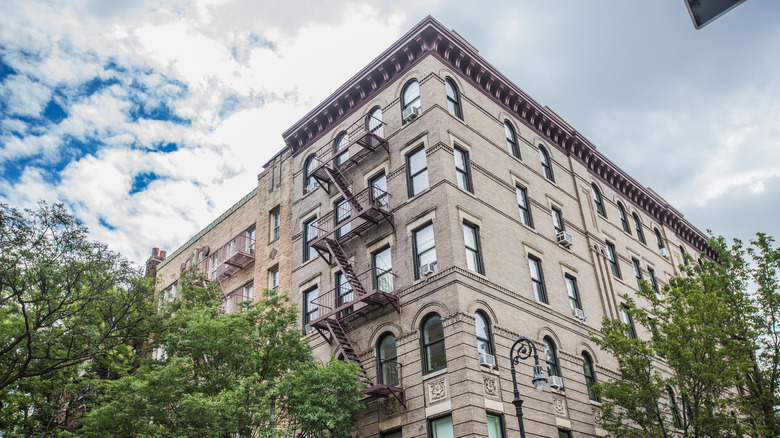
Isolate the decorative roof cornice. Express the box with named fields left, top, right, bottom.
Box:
left=281, top=16, right=714, bottom=259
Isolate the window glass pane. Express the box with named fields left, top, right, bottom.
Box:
left=373, top=246, right=393, bottom=292
left=487, top=414, right=503, bottom=438
left=463, top=223, right=477, bottom=248
left=423, top=315, right=443, bottom=343
left=427, top=341, right=447, bottom=371
left=505, top=122, right=515, bottom=142
left=408, top=149, right=426, bottom=174
left=545, top=339, right=558, bottom=377
left=431, top=416, right=454, bottom=438
left=367, top=107, right=383, bottom=135
left=379, top=335, right=397, bottom=360
left=412, top=172, right=429, bottom=193
left=383, top=432, right=402, bottom=438
left=404, top=80, right=420, bottom=102
left=416, top=225, right=435, bottom=253
left=475, top=313, right=489, bottom=340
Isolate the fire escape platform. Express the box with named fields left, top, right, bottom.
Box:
left=309, top=287, right=400, bottom=329
left=362, top=384, right=406, bottom=408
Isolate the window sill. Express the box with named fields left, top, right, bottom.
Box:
left=407, top=186, right=431, bottom=203
left=422, top=367, right=448, bottom=381
left=589, top=399, right=603, bottom=407
left=480, top=364, right=500, bottom=375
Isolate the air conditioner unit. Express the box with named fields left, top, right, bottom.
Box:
left=419, top=262, right=437, bottom=278
left=549, top=375, right=564, bottom=390
left=572, top=307, right=585, bottom=320
left=557, top=231, right=573, bottom=248
left=659, top=248, right=670, bottom=259
left=479, top=352, right=496, bottom=367
left=305, top=181, right=317, bottom=191
left=402, top=106, right=420, bottom=122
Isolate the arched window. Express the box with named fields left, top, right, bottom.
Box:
left=366, top=106, right=383, bottom=137
left=617, top=202, right=631, bottom=234
left=445, top=77, right=462, bottom=119
left=421, top=313, right=447, bottom=374
left=543, top=337, right=560, bottom=378
left=539, top=145, right=554, bottom=181
left=591, top=184, right=606, bottom=217
left=304, top=154, right=318, bottom=192
left=377, top=332, right=399, bottom=386
left=679, top=245, right=689, bottom=266
left=401, top=79, right=421, bottom=121
left=333, top=130, right=349, bottom=167
left=655, top=228, right=665, bottom=250
left=504, top=120, right=520, bottom=159
left=668, top=387, right=682, bottom=428
left=475, top=311, right=494, bottom=362
left=582, top=352, right=599, bottom=401
left=633, top=213, right=646, bottom=244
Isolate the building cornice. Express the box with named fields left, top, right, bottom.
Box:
left=281, top=16, right=714, bottom=259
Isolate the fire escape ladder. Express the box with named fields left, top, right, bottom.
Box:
left=324, top=318, right=370, bottom=383
left=322, top=166, right=363, bottom=213
left=324, top=238, right=367, bottom=296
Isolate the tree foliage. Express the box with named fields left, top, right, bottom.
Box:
left=77, top=271, right=366, bottom=438
left=590, top=234, right=780, bottom=437
left=0, top=202, right=156, bottom=435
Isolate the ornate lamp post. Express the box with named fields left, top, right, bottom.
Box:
left=509, top=336, right=547, bottom=438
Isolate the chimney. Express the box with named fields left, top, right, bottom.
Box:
left=145, top=247, right=165, bottom=278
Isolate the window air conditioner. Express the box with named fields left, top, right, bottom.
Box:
left=305, top=181, right=317, bottom=192
left=549, top=375, right=564, bottom=390
left=659, top=248, right=670, bottom=259
left=479, top=352, right=496, bottom=367
left=419, top=262, right=437, bottom=278
left=556, top=231, right=573, bottom=248
left=402, top=106, right=420, bottom=122
left=572, top=308, right=585, bottom=320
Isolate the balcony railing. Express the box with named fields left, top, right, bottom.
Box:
left=308, top=268, right=396, bottom=324
left=196, top=232, right=255, bottom=282
left=309, top=114, right=387, bottom=173
left=311, top=187, right=391, bottom=243
left=364, top=361, right=405, bottom=406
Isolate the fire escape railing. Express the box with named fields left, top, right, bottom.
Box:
left=364, top=361, right=405, bottom=407
left=303, top=111, right=404, bottom=406
left=195, top=232, right=255, bottom=282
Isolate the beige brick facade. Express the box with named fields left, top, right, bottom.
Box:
left=153, top=16, right=710, bottom=438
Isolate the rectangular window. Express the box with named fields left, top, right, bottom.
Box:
left=268, top=165, right=275, bottom=192
left=303, top=286, right=318, bottom=333
left=621, top=306, right=637, bottom=339
left=372, top=246, right=393, bottom=293
left=428, top=415, right=454, bottom=438
left=334, top=198, right=351, bottom=238
left=413, top=223, right=436, bottom=279
left=565, top=274, right=581, bottom=310
left=269, top=208, right=280, bottom=243
left=382, top=431, right=402, bottom=438
left=558, top=430, right=572, bottom=438
left=632, top=257, right=643, bottom=287
left=607, top=242, right=621, bottom=279
left=336, top=271, right=353, bottom=318
left=552, top=206, right=564, bottom=233
left=528, top=255, right=548, bottom=303
left=303, top=217, right=318, bottom=262
left=516, top=185, right=533, bottom=228
left=268, top=267, right=279, bottom=291
left=648, top=267, right=659, bottom=295
left=486, top=413, right=504, bottom=438
left=406, top=146, right=429, bottom=197
left=454, top=145, right=472, bottom=193
left=463, top=221, right=484, bottom=274
left=369, top=171, right=388, bottom=208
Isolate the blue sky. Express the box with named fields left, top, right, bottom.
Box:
left=1, top=1, right=779, bottom=264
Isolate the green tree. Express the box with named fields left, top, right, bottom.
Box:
left=740, top=233, right=780, bottom=438
left=592, top=236, right=755, bottom=437
left=78, top=270, right=365, bottom=438
left=0, top=202, right=156, bottom=435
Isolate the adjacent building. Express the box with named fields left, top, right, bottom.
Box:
left=150, top=16, right=712, bottom=438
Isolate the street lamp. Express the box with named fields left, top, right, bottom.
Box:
left=509, top=336, right=547, bottom=438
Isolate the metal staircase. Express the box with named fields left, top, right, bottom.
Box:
left=306, top=114, right=405, bottom=407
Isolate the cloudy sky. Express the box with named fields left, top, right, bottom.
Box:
left=1, top=1, right=778, bottom=265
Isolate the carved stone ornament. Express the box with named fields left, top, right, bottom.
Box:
left=383, top=396, right=399, bottom=417
left=592, top=407, right=603, bottom=425
left=428, top=377, right=447, bottom=402
left=483, top=376, right=499, bottom=399
left=553, top=396, right=567, bottom=417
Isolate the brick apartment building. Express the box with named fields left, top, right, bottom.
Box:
left=150, top=16, right=713, bottom=438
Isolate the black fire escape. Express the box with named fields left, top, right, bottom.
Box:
left=306, top=116, right=406, bottom=407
